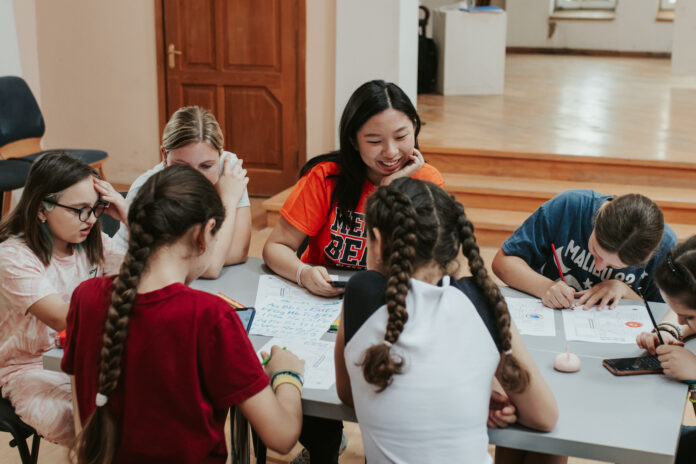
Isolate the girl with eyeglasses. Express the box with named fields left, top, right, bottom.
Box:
left=0, top=151, right=127, bottom=445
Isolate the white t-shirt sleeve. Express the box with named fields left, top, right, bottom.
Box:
left=0, top=241, right=57, bottom=315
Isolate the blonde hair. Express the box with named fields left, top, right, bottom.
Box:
left=161, top=106, right=224, bottom=154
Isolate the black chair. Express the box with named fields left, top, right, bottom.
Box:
left=0, top=158, right=32, bottom=219
left=0, top=75, right=109, bottom=214
left=0, top=391, right=41, bottom=464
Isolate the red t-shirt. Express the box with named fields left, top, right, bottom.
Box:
left=280, top=161, right=445, bottom=269
left=62, top=278, right=268, bottom=463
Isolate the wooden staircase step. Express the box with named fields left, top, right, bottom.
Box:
left=422, top=146, right=696, bottom=188
left=442, top=172, right=696, bottom=225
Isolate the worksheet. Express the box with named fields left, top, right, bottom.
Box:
left=252, top=275, right=342, bottom=340
left=562, top=304, right=653, bottom=344
left=504, top=297, right=557, bottom=337
left=258, top=337, right=336, bottom=389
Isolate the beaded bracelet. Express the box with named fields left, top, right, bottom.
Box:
left=653, top=327, right=679, bottom=340
left=658, top=322, right=683, bottom=341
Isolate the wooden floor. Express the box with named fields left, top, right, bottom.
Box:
left=418, top=54, right=696, bottom=163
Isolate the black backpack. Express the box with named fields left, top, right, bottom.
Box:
left=418, top=6, right=438, bottom=94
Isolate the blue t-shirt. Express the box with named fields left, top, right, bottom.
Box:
left=501, top=189, right=678, bottom=302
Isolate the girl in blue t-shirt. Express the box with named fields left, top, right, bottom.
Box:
left=493, top=190, right=677, bottom=310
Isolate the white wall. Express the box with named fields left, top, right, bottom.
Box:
left=0, top=0, right=23, bottom=81
left=335, top=0, right=419, bottom=138
left=506, top=0, right=673, bottom=53
left=672, top=0, right=696, bottom=75
left=306, top=0, right=337, bottom=157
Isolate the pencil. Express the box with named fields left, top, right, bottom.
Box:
left=550, top=243, right=566, bottom=283
left=217, top=292, right=245, bottom=309
left=639, top=288, right=664, bottom=345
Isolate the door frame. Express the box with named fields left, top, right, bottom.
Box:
left=153, top=0, right=307, bottom=175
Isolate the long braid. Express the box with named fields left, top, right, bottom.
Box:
left=454, top=200, right=530, bottom=393
left=71, top=165, right=225, bottom=464
left=361, top=187, right=419, bottom=391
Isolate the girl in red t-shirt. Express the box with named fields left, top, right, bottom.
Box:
left=64, top=165, right=304, bottom=463
left=263, top=80, right=444, bottom=299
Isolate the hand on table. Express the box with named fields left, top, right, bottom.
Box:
left=656, top=344, right=696, bottom=381
left=380, top=148, right=425, bottom=186
left=261, top=345, right=305, bottom=378
left=636, top=330, right=681, bottom=356
left=487, top=391, right=517, bottom=428
left=300, top=265, right=345, bottom=297
left=575, top=279, right=630, bottom=310
left=93, top=178, right=129, bottom=225
left=542, top=281, right=575, bottom=309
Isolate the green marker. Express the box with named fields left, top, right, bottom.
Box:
left=261, top=346, right=286, bottom=366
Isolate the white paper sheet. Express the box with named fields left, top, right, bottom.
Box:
left=504, top=297, right=557, bottom=337
left=562, top=304, right=653, bottom=344
left=252, top=275, right=342, bottom=340
left=258, top=338, right=336, bottom=389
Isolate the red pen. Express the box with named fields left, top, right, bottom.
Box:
left=550, top=244, right=566, bottom=283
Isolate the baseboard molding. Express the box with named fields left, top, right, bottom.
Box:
left=506, top=47, right=670, bottom=59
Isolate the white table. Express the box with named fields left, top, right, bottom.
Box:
left=44, top=258, right=691, bottom=463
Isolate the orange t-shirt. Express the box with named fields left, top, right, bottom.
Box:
left=280, top=161, right=445, bottom=269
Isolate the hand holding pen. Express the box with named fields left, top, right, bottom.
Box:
left=542, top=243, right=575, bottom=309
left=260, top=345, right=305, bottom=377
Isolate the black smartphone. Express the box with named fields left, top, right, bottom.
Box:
left=330, top=280, right=347, bottom=288
left=602, top=355, right=662, bottom=376
left=235, top=307, right=256, bottom=333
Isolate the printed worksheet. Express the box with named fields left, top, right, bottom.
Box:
left=258, top=337, right=336, bottom=389
left=504, top=297, right=557, bottom=337
left=562, top=304, right=652, bottom=343
left=252, top=275, right=342, bottom=340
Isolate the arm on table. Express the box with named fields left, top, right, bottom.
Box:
left=333, top=307, right=354, bottom=406
left=239, top=346, right=304, bottom=454
left=262, top=216, right=343, bottom=297
left=492, top=250, right=574, bottom=309
left=499, top=323, right=559, bottom=432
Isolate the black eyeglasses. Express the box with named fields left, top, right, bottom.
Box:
left=44, top=200, right=109, bottom=222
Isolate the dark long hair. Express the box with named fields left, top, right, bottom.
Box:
left=594, top=193, right=664, bottom=266
left=655, top=235, right=696, bottom=309
left=71, top=165, right=225, bottom=464
left=299, top=80, right=420, bottom=224
left=361, top=178, right=530, bottom=393
left=0, top=151, right=103, bottom=265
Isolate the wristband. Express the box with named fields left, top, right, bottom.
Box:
left=272, top=375, right=303, bottom=395
left=658, top=322, right=683, bottom=341
left=296, top=263, right=309, bottom=288
left=271, top=369, right=305, bottom=385
left=271, top=369, right=304, bottom=395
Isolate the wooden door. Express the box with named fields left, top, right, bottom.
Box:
left=159, top=0, right=305, bottom=195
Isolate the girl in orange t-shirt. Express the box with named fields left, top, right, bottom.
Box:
left=263, top=80, right=444, bottom=299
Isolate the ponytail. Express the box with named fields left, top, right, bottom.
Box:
left=454, top=202, right=530, bottom=393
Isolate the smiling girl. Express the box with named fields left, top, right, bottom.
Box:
left=263, top=80, right=444, bottom=299
left=0, top=152, right=126, bottom=445
left=114, top=106, right=250, bottom=276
